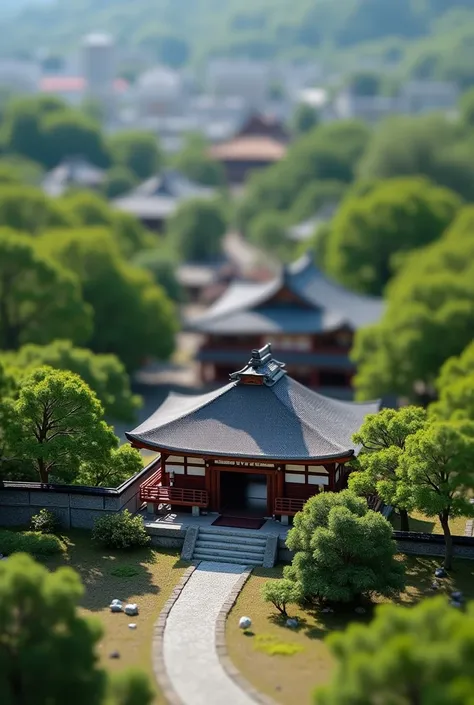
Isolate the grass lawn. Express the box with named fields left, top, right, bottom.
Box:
left=226, top=556, right=474, bottom=705
left=42, top=530, right=189, bottom=704
left=390, top=510, right=469, bottom=536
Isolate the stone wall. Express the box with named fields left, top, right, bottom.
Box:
left=0, top=459, right=160, bottom=529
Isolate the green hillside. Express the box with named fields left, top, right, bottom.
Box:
left=2, top=0, right=474, bottom=87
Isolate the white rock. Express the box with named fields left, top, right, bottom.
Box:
left=239, top=616, right=252, bottom=630
left=128, top=623, right=137, bottom=629
left=110, top=603, right=123, bottom=613
left=124, top=603, right=139, bottom=616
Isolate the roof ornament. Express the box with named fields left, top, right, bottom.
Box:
left=229, top=343, right=287, bottom=387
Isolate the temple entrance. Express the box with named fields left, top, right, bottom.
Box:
left=219, top=471, right=268, bottom=517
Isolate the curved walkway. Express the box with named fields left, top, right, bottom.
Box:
left=162, top=561, right=258, bottom=705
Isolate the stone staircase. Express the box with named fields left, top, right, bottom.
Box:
left=181, top=526, right=278, bottom=567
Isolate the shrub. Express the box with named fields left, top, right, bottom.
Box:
left=92, top=510, right=150, bottom=550
left=30, top=508, right=59, bottom=534
left=0, top=529, right=63, bottom=556
left=110, top=564, right=140, bottom=578
left=262, top=578, right=301, bottom=616
left=254, top=634, right=303, bottom=656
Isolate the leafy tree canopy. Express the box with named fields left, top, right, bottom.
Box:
left=172, top=134, right=225, bottom=187
left=398, top=420, right=474, bottom=568
left=1, top=339, right=141, bottom=422
left=291, top=103, right=319, bottom=136
left=0, top=184, right=76, bottom=234
left=132, top=248, right=183, bottom=303
left=238, top=120, right=370, bottom=233
left=166, top=198, right=227, bottom=262
left=349, top=406, right=427, bottom=531
left=285, top=490, right=405, bottom=603
left=325, top=177, right=461, bottom=295
left=248, top=211, right=294, bottom=262
left=108, top=130, right=162, bottom=180
left=40, top=110, right=109, bottom=169
left=289, top=179, right=346, bottom=225
left=352, top=234, right=474, bottom=401
left=358, top=114, right=474, bottom=200
left=0, top=553, right=107, bottom=705
left=317, top=597, right=474, bottom=705
left=431, top=341, right=474, bottom=422
left=39, top=229, right=177, bottom=370
left=102, top=166, right=138, bottom=199
left=0, top=228, right=92, bottom=351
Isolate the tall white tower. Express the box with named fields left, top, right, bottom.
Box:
left=81, top=33, right=116, bottom=116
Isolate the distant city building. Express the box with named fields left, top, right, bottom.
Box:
left=399, top=81, right=459, bottom=115
left=0, top=59, right=40, bottom=94
left=42, top=157, right=106, bottom=197
left=333, top=80, right=459, bottom=122
left=187, top=253, right=384, bottom=398
left=135, top=66, right=185, bottom=117
left=206, top=59, right=271, bottom=107
left=209, top=113, right=289, bottom=185
left=81, top=32, right=116, bottom=116
left=39, top=75, right=128, bottom=106
left=113, top=169, right=215, bottom=231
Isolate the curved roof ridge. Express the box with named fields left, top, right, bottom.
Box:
left=269, top=377, right=354, bottom=456
left=126, top=382, right=235, bottom=440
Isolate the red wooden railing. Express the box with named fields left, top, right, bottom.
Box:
left=142, top=485, right=209, bottom=507
left=140, top=464, right=162, bottom=496
left=274, top=497, right=306, bottom=515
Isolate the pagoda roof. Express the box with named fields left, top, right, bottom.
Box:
left=126, top=345, right=380, bottom=460
left=187, top=253, right=384, bottom=334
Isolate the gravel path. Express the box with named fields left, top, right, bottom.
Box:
left=163, top=561, right=257, bottom=705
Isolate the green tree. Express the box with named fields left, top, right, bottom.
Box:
left=262, top=579, right=302, bottom=617
left=352, top=234, right=474, bottom=401
left=103, top=166, right=138, bottom=198
left=248, top=211, right=293, bottom=261
left=0, top=553, right=107, bottom=705
left=399, top=421, right=474, bottom=569
left=0, top=229, right=92, bottom=350
left=0, top=185, right=76, bottom=234
left=358, top=114, right=474, bottom=200
left=289, top=179, right=345, bottom=224
left=0, top=156, right=43, bottom=186
left=40, top=111, right=109, bottom=169
left=5, top=339, right=140, bottom=422
left=285, top=490, right=405, bottom=603
left=460, top=86, right=474, bottom=128
left=349, top=407, right=427, bottom=532
left=78, top=443, right=143, bottom=488
left=237, top=120, right=370, bottom=233
left=326, top=177, right=461, bottom=295
left=316, top=597, right=474, bottom=705
left=1, top=94, right=66, bottom=165
left=40, top=229, right=177, bottom=370
left=431, top=341, right=474, bottom=421
left=108, top=131, right=162, bottom=180
left=292, top=103, right=319, bottom=136
left=347, top=71, right=381, bottom=96
left=107, top=669, right=155, bottom=705
left=167, top=198, right=227, bottom=262
left=132, top=249, right=183, bottom=302
left=173, top=134, right=224, bottom=187
left=5, top=366, right=118, bottom=484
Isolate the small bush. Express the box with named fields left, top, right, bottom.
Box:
left=0, top=529, right=63, bottom=557
left=110, top=564, right=140, bottom=578
left=262, top=578, right=301, bottom=616
left=254, top=634, right=303, bottom=657
left=30, top=508, right=59, bottom=534
left=92, top=510, right=150, bottom=550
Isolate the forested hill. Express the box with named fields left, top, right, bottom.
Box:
left=2, top=0, right=474, bottom=87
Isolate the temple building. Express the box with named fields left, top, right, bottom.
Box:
left=187, top=253, right=384, bottom=398
left=128, top=344, right=380, bottom=524
left=209, top=113, right=288, bottom=185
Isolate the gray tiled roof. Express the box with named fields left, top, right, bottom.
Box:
left=126, top=359, right=380, bottom=460
left=187, top=254, right=383, bottom=334
left=113, top=169, right=214, bottom=220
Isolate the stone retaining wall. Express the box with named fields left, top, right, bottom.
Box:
left=0, top=459, right=159, bottom=529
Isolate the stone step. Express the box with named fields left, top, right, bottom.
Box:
left=194, top=546, right=264, bottom=561
left=195, top=539, right=265, bottom=555
left=198, top=529, right=267, bottom=546
left=193, top=551, right=262, bottom=566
